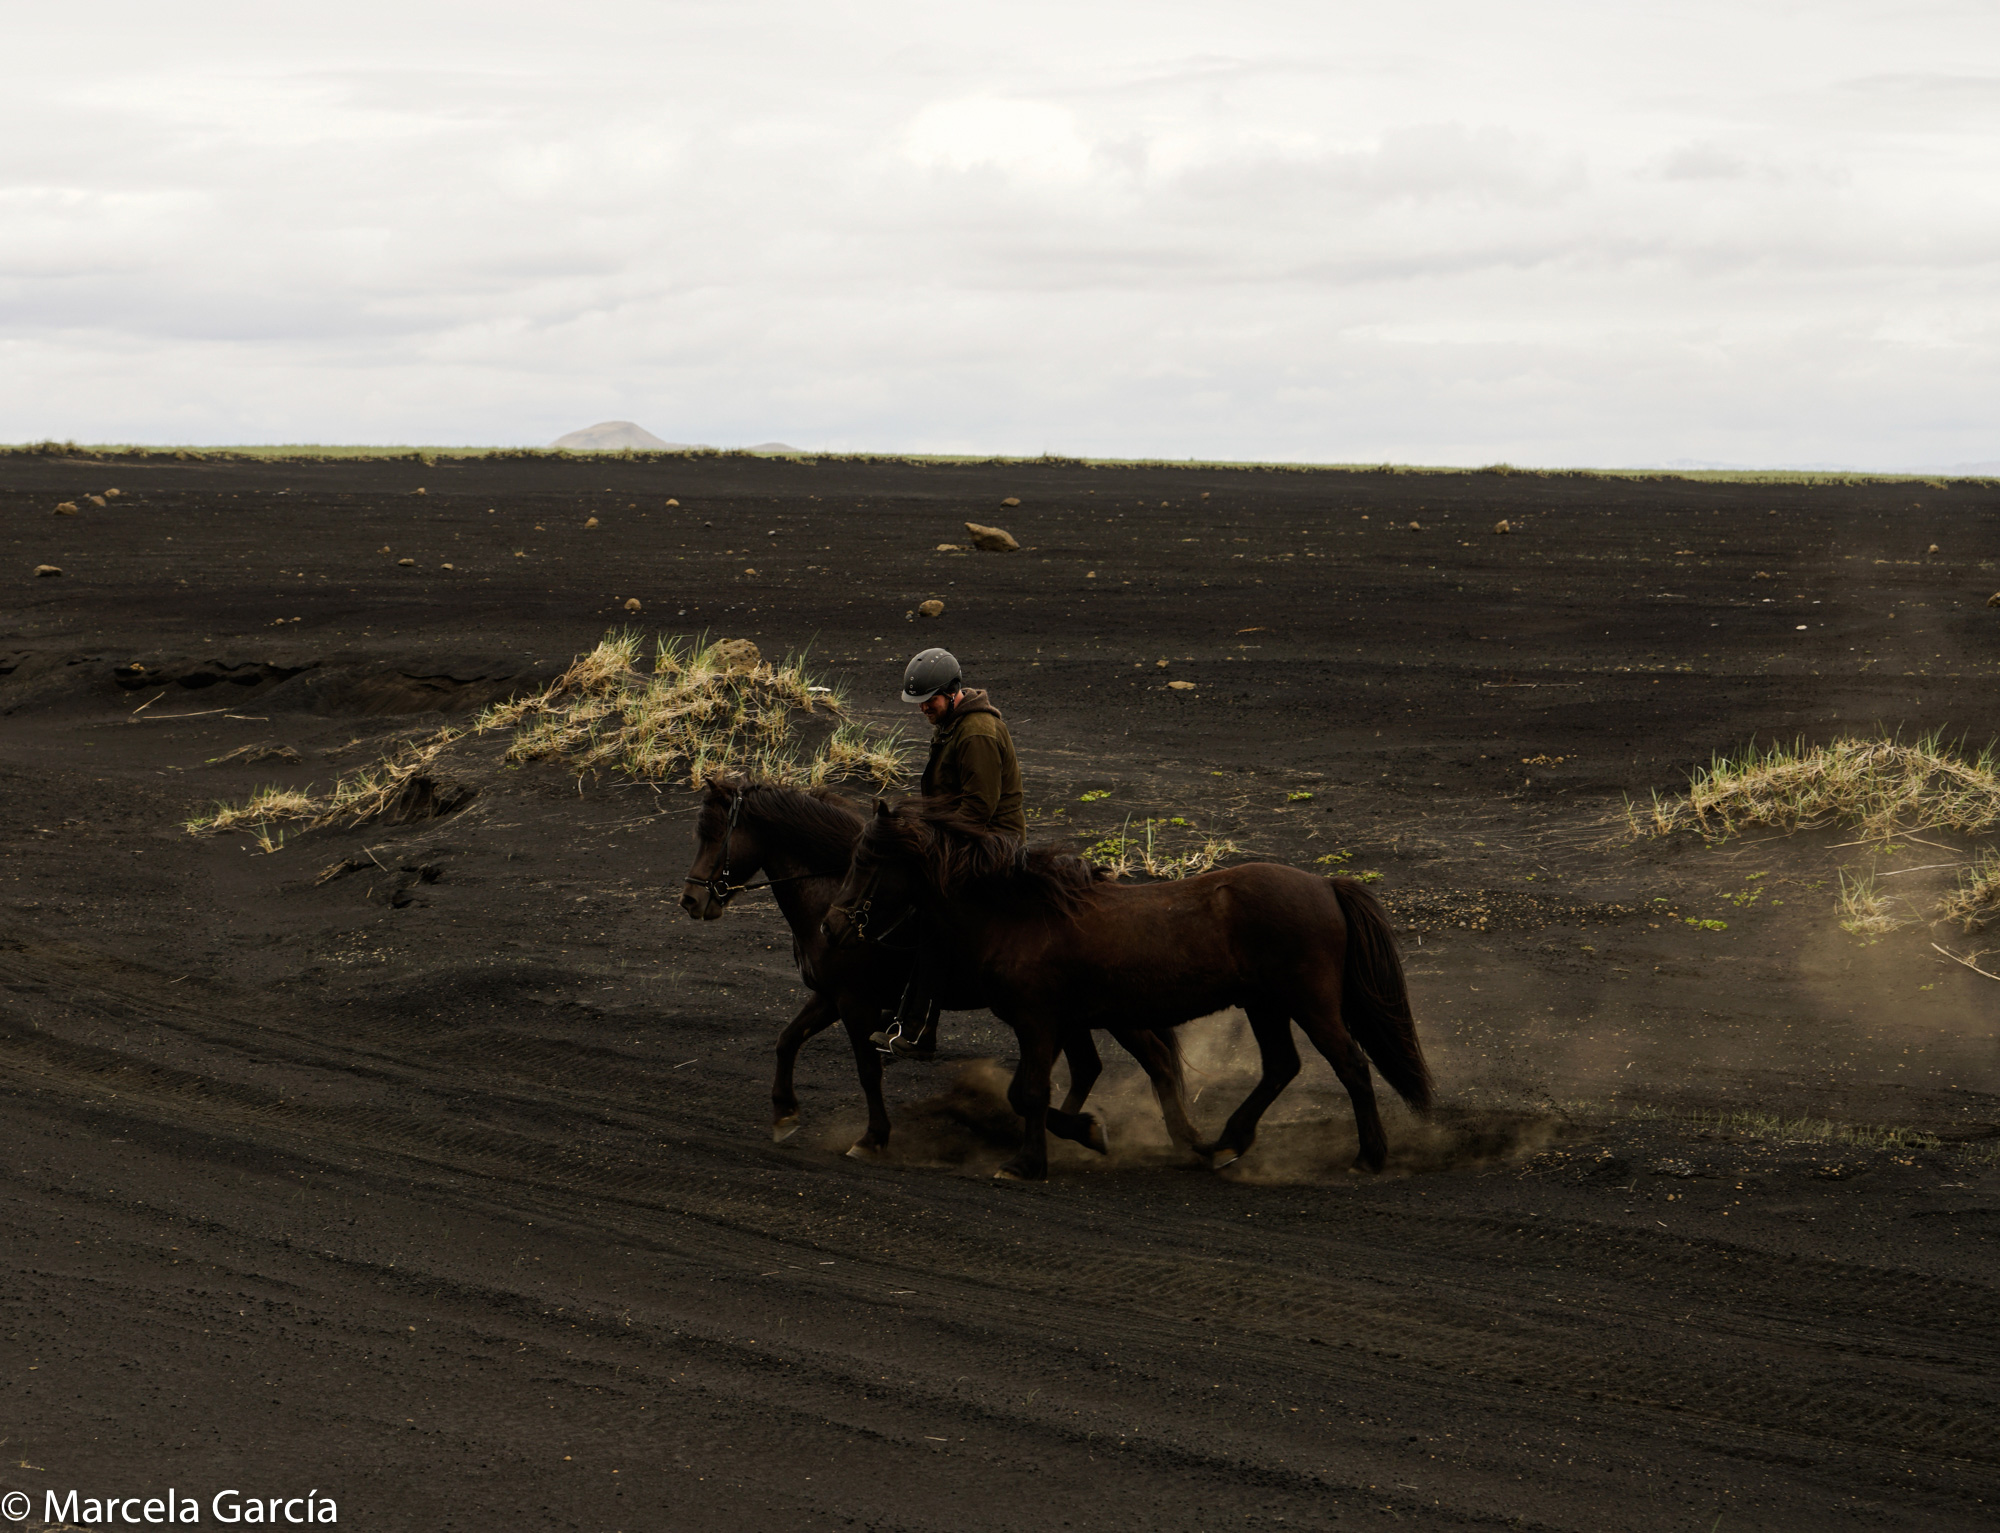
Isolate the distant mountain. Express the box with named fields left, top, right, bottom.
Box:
left=550, top=421, right=688, bottom=451
left=548, top=423, right=805, bottom=454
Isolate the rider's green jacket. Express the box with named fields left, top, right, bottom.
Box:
left=920, top=689, right=1026, bottom=839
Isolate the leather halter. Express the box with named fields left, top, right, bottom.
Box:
left=683, top=788, right=824, bottom=906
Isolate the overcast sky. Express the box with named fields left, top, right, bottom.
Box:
left=5, top=1, right=1997, bottom=465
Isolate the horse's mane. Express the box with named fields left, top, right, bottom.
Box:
left=701, top=774, right=864, bottom=869
left=865, top=800, right=1099, bottom=914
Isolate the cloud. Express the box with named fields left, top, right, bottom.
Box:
left=0, top=0, right=1997, bottom=465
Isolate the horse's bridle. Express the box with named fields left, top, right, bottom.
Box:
left=683, top=789, right=824, bottom=907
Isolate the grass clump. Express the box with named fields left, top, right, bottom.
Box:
left=1939, top=848, right=2000, bottom=932
left=481, top=631, right=908, bottom=788
left=183, top=786, right=315, bottom=834
left=1082, top=817, right=1240, bottom=879
left=183, top=631, right=910, bottom=846
left=1629, top=731, right=2000, bottom=844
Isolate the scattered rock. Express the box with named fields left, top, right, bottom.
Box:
left=1988, top=592, right=2000, bottom=608
left=742, top=567, right=758, bottom=576
left=1155, top=659, right=1169, bottom=669
left=624, top=597, right=642, bottom=613
left=34, top=564, right=62, bottom=577
left=53, top=501, right=77, bottom=515
left=1493, top=520, right=1511, bottom=534
left=965, top=521, right=1020, bottom=552
left=104, top=488, right=120, bottom=498
left=1085, top=570, right=1097, bottom=579
left=378, top=545, right=391, bottom=554
left=87, top=495, right=106, bottom=507
left=397, top=557, right=415, bottom=567
left=210, top=743, right=302, bottom=766
left=714, top=638, right=760, bottom=672
left=1753, top=570, right=1772, bottom=580
left=918, top=599, right=945, bottom=617
left=440, top=563, right=454, bottom=571
left=585, top=516, right=600, bottom=528
left=1000, top=496, right=1020, bottom=507
left=935, top=543, right=962, bottom=552
left=414, top=487, right=427, bottom=495
left=1408, top=521, right=1421, bottom=529
left=1167, top=680, right=1195, bottom=691
left=666, top=498, right=680, bottom=507
left=1928, top=543, right=1940, bottom=554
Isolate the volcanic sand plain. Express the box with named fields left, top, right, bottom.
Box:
left=3, top=453, right=1999, bottom=1530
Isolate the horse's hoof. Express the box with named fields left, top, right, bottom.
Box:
left=1082, top=1116, right=1110, bottom=1156
left=992, top=1166, right=1027, bottom=1182
left=772, top=1116, right=800, bottom=1144
left=1209, top=1147, right=1242, bottom=1171
left=845, top=1141, right=884, bottom=1161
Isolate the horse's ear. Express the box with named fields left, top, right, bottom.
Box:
left=872, top=798, right=892, bottom=820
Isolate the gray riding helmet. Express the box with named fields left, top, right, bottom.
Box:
left=900, top=647, right=962, bottom=704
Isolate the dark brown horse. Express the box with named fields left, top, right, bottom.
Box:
left=679, top=775, right=1198, bottom=1159
left=823, top=800, right=1432, bottom=1181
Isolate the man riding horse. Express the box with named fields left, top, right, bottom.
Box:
left=873, top=647, right=1025, bottom=1054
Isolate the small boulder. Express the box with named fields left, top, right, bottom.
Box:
left=1987, top=592, right=2000, bottom=608
left=1408, top=521, right=1421, bottom=529
left=1928, top=543, right=1940, bottom=554
left=414, top=487, right=427, bottom=495
left=440, top=562, right=454, bottom=571
left=87, top=494, right=106, bottom=507
left=585, top=516, right=600, bottom=528
left=397, top=557, right=415, bottom=567
left=1000, top=496, right=1021, bottom=507
left=624, top=597, right=642, bottom=613
left=1167, top=680, right=1195, bottom=691
left=935, top=543, right=962, bottom=552
left=1155, top=659, right=1169, bottom=668
left=665, top=498, right=680, bottom=507
left=378, top=545, right=391, bottom=554
left=53, top=501, right=77, bottom=515
left=1753, top=570, right=1772, bottom=580
left=34, top=564, right=62, bottom=577
left=104, top=488, right=120, bottom=498
left=1492, top=519, right=1511, bottom=535
left=714, top=638, right=760, bottom=672
left=965, top=521, right=1019, bottom=552
left=919, top=599, right=945, bottom=617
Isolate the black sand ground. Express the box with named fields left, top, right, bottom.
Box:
left=3, top=454, right=1998, bottom=1531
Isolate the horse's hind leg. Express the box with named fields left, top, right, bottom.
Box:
left=997, top=1022, right=1062, bottom=1181
left=772, top=990, right=841, bottom=1143
left=1056, top=1027, right=1103, bottom=1115
left=1108, top=1027, right=1201, bottom=1154
left=1292, top=992, right=1388, bottom=1173
left=838, top=997, right=895, bottom=1159
left=1200, top=1004, right=1300, bottom=1170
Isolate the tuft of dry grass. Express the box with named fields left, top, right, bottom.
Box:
left=1628, top=731, right=2000, bottom=844
left=1836, top=870, right=1902, bottom=936
left=183, top=786, right=316, bottom=834
left=482, top=631, right=908, bottom=788
left=1939, top=848, right=2000, bottom=932
left=185, top=631, right=910, bottom=844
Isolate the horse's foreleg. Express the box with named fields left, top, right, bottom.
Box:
left=996, top=1023, right=1061, bottom=1180
left=1295, top=1000, right=1388, bottom=1173
left=1201, top=1005, right=1300, bottom=1170
left=771, top=990, right=840, bottom=1143
left=1108, top=1026, right=1201, bottom=1154
left=839, top=997, right=894, bottom=1159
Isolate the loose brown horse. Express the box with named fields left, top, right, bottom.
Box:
left=679, top=775, right=1200, bottom=1159
left=824, top=800, right=1432, bottom=1181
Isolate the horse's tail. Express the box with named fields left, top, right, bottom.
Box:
left=1329, top=877, right=1433, bottom=1113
